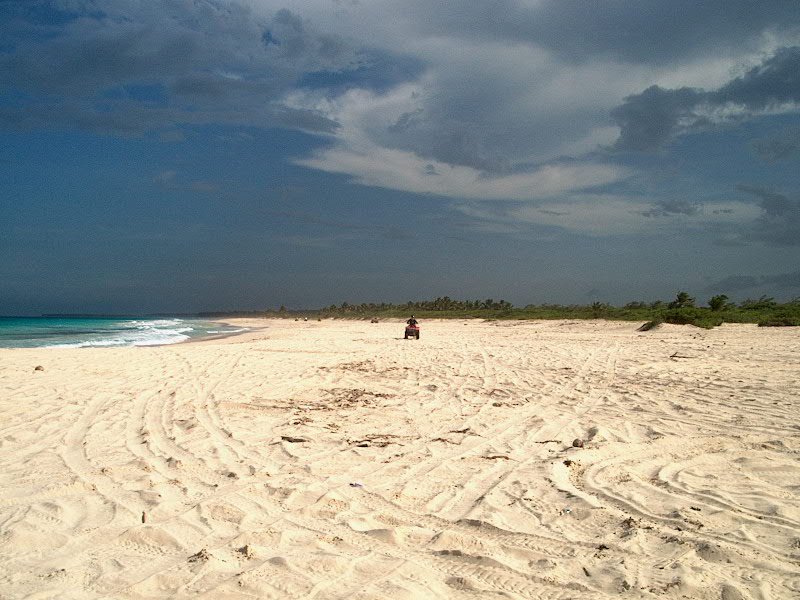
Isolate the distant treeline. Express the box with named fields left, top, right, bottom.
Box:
left=200, top=293, right=800, bottom=328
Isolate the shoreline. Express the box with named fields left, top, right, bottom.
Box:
left=0, top=316, right=262, bottom=350
left=0, top=317, right=769, bottom=352
left=176, top=319, right=263, bottom=346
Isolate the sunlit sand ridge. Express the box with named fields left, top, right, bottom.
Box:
left=1, top=319, right=798, bottom=598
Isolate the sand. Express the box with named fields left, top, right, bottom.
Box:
left=1, top=318, right=799, bottom=599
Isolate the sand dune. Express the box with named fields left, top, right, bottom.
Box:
left=1, top=319, right=799, bottom=599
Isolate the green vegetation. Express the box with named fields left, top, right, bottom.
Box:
left=206, top=293, right=800, bottom=329
left=708, top=294, right=729, bottom=312
left=661, top=308, right=723, bottom=329
left=758, top=315, right=800, bottom=327
left=668, top=291, right=695, bottom=309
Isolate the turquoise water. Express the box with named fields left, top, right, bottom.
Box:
left=0, top=317, right=248, bottom=348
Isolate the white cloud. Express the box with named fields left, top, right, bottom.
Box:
left=296, top=142, right=627, bottom=201
left=454, top=195, right=650, bottom=235
left=452, top=196, right=762, bottom=236
left=288, top=79, right=629, bottom=201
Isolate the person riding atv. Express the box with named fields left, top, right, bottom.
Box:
left=404, top=316, right=420, bottom=339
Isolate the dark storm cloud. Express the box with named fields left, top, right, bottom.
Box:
left=404, top=0, right=799, bottom=65
left=303, top=1, right=799, bottom=177
left=706, top=275, right=761, bottom=291
left=760, top=272, right=800, bottom=288
left=752, top=127, right=800, bottom=160
left=738, top=185, right=796, bottom=217
left=735, top=184, right=800, bottom=246
left=612, top=47, right=800, bottom=151
left=4, top=1, right=797, bottom=172
left=372, top=68, right=545, bottom=173
left=712, top=46, right=800, bottom=108
left=0, top=1, right=408, bottom=136
left=299, top=52, right=424, bottom=96
left=611, top=87, right=702, bottom=152
left=641, top=198, right=701, bottom=217
left=4, top=26, right=198, bottom=94
left=315, top=1, right=799, bottom=180
left=265, top=8, right=352, bottom=64
left=707, top=271, right=800, bottom=292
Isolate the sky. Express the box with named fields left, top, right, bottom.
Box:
left=2, top=0, right=800, bottom=314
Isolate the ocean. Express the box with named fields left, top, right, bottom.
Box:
left=0, top=317, right=248, bottom=349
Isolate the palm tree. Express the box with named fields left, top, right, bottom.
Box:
left=668, top=291, right=695, bottom=308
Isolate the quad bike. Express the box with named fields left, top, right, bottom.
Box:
left=404, top=323, right=420, bottom=339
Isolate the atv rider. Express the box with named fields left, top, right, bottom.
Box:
left=406, top=315, right=418, bottom=327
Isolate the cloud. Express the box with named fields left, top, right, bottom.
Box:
left=452, top=195, right=652, bottom=236
left=296, top=141, right=628, bottom=201
left=0, top=2, right=374, bottom=135
left=705, top=275, right=761, bottom=291
left=641, top=199, right=701, bottom=217
left=752, top=127, right=800, bottom=160
left=3, top=0, right=800, bottom=212
left=611, top=86, right=702, bottom=152
left=286, top=69, right=633, bottom=200
left=737, top=184, right=796, bottom=216
left=612, top=46, right=800, bottom=151
left=695, top=184, right=800, bottom=248
left=346, top=40, right=653, bottom=170
left=331, top=1, right=800, bottom=66
left=706, top=271, right=800, bottom=292
left=734, top=184, right=800, bottom=245
left=452, top=195, right=760, bottom=236
left=758, top=272, right=800, bottom=289
left=275, top=4, right=798, bottom=201
left=712, top=46, right=800, bottom=109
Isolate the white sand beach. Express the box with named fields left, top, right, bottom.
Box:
left=1, top=318, right=799, bottom=599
